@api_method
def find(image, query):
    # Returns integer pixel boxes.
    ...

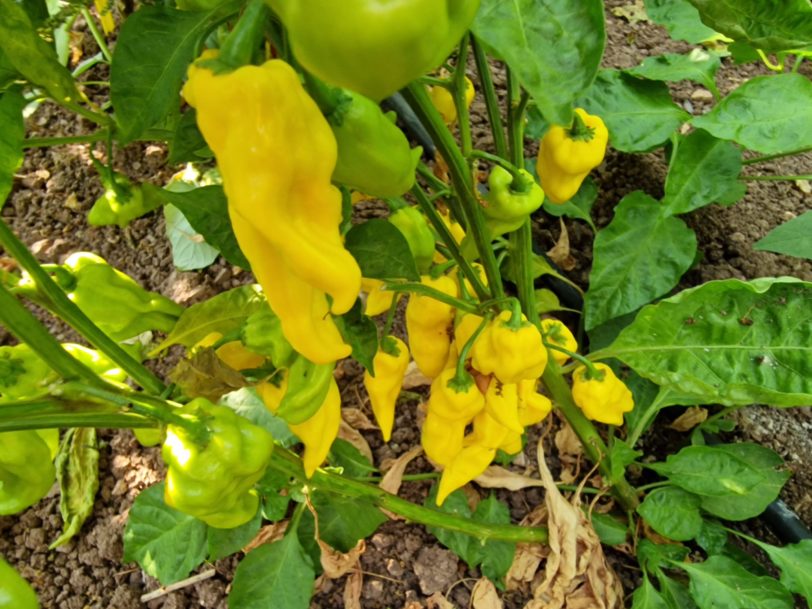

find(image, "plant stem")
[453,34,473,157]
[472,36,508,159]
[385,282,479,314]
[742,146,812,165]
[742,173,812,181]
[541,361,639,511]
[272,448,549,544]
[59,98,110,127]
[0,398,156,431]
[417,162,452,194]
[80,7,113,63]
[0,218,166,394]
[401,83,504,300]
[411,185,489,301]
[23,132,109,148]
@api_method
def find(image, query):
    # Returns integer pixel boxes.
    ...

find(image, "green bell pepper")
[0,556,39,609]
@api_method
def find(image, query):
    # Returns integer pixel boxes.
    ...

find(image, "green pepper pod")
[0,556,40,608]
[0,430,56,515]
[275,357,335,424]
[389,207,436,273]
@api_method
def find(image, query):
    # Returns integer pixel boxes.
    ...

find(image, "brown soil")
[2,2,811,607]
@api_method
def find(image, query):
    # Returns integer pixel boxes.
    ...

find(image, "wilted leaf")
[380,446,424,496]
[668,407,708,431]
[475,466,545,491]
[337,420,373,463]
[472,578,503,609]
[319,539,365,579]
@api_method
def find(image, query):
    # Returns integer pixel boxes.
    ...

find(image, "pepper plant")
[0,0,811,607]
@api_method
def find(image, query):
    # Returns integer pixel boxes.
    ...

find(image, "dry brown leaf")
[343,407,378,430]
[546,220,576,271]
[380,445,424,495]
[402,361,432,389]
[668,407,708,431]
[554,421,583,484]
[319,539,365,579]
[472,578,503,609]
[507,544,547,592]
[338,420,374,462]
[527,440,623,609]
[343,568,363,609]
[611,0,648,24]
[426,591,455,609]
[475,466,545,491]
[242,521,287,553]
[796,179,811,194]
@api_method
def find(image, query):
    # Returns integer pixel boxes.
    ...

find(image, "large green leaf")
[344,219,420,281]
[678,556,794,609]
[602,278,812,406]
[0,0,78,102]
[472,0,604,126]
[206,509,262,561]
[755,539,812,602]
[310,492,386,553]
[662,129,742,215]
[0,87,25,209]
[584,191,697,330]
[229,533,315,609]
[754,211,812,261]
[691,74,812,155]
[110,4,234,142]
[644,0,717,44]
[122,483,208,585]
[164,203,220,271]
[632,577,669,609]
[625,51,722,93]
[685,0,812,52]
[637,487,703,541]
[579,70,689,152]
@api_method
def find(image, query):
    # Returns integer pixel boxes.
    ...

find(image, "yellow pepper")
[536,108,608,204]
[405,275,459,378]
[453,312,485,356]
[363,337,410,441]
[184,57,361,364]
[421,410,466,468]
[517,379,553,427]
[471,310,548,384]
[428,76,475,125]
[540,318,578,366]
[571,363,634,426]
[483,379,523,434]
[361,277,395,317]
[436,442,494,505]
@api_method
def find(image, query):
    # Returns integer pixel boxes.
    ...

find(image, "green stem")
[454,315,489,380]
[0,398,156,431]
[417,162,451,194]
[469,150,533,190]
[742,173,812,181]
[0,284,108,387]
[472,36,508,159]
[272,448,548,544]
[384,282,479,314]
[216,0,268,70]
[453,34,473,157]
[543,342,601,378]
[512,221,538,325]
[59,98,110,127]
[541,361,639,511]
[742,146,812,165]
[401,83,504,300]
[636,480,670,493]
[80,7,112,63]
[0,218,166,394]
[506,71,529,165]
[410,185,489,301]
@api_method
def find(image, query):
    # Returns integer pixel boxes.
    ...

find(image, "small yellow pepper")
[483,379,523,434]
[428,76,475,125]
[517,379,553,427]
[471,310,548,384]
[361,277,396,317]
[540,318,578,366]
[363,337,410,441]
[405,275,458,378]
[571,363,634,426]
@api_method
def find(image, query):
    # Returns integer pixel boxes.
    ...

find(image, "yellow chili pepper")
[405,275,458,378]
[428,76,475,125]
[361,277,395,317]
[363,337,410,441]
[571,363,634,426]
[540,318,578,366]
[472,310,548,384]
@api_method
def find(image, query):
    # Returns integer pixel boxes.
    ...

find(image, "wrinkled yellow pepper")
[184,57,361,364]
[405,275,458,378]
[540,318,578,366]
[364,337,410,441]
[571,363,634,426]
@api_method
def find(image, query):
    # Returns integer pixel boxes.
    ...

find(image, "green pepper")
[275,357,334,424]
[162,398,273,528]
[0,344,55,403]
[482,166,545,236]
[268,0,481,101]
[330,89,421,198]
[241,308,295,368]
[88,174,162,228]
[0,430,56,515]
[61,252,183,341]
[0,556,39,608]
[389,207,436,273]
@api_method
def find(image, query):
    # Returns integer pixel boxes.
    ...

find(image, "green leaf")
[473,495,516,585]
[603,277,812,406]
[110,5,230,142]
[0,0,78,102]
[656,573,698,609]
[229,533,315,609]
[754,210,812,261]
[0,87,25,210]
[608,437,642,484]
[662,129,743,215]
[589,511,628,546]
[257,468,292,521]
[694,519,728,555]
[755,539,812,602]
[425,487,480,567]
[644,0,717,44]
[625,50,721,93]
[632,576,669,609]
[219,387,297,448]
[648,443,790,520]
[50,428,100,548]
[678,556,794,609]
[123,483,208,585]
[207,509,262,561]
[472,0,604,126]
[310,492,387,553]
[344,219,420,281]
[543,176,598,231]
[328,439,377,478]
[584,191,697,330]
[334,299,378,373]
[159,185,249,269]
[685,0,812,52]
[164,204,220,271]
[168,109,212,164]
[150,284,265,355]
[579,70,689,152]
[637,539,690,573]
[637,487,703,541]
[691,74,812,155]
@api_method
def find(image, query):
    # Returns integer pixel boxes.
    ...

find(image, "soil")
[2,2,811,608]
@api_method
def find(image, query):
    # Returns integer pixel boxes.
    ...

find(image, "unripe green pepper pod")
[0,555,40,608]
[389,207,436,273]
[276,357,335,424]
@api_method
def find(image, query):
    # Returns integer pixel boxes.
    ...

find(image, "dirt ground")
[2,1,811,607]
